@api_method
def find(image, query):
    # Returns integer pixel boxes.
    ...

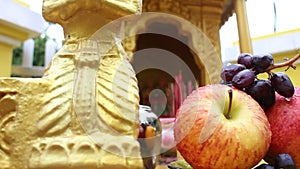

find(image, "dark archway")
[131,22,203,117]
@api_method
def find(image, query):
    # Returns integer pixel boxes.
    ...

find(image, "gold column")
[235,0,253,53]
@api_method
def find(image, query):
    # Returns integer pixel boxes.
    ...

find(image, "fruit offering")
[270,72,294,98]
[254,153,296,169]
[252,53,274,73]
[173,52,300,168]
[246,79,275,108]
[138,105,161,169]
[220,53,299,110]
[275,153,296,169]
[266,88,300,168]
[174,84,271,169]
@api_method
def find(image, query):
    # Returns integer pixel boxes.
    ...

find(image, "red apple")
[266,87,300,168]
[174,84,271,169]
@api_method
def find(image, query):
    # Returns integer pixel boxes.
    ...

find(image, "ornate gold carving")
[36,53,75,137]
[0,92,16,169]
[143,0,191,20]
[202,17,222,56]
[0,0,144,168]
[124,12,221,84]
[96,49,140,137]
[28,135,141,169]
[122,36,137,61]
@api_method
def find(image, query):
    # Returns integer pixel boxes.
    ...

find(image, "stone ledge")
[11,65,44,77]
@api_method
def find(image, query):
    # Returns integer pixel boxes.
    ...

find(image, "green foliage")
[12,43,23,65]
[12,35,51,67]
[33,35,49,66]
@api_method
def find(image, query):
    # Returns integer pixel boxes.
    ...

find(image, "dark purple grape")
[254,164,274,169]
[231,69,255,89]
[220,64,246,82]
[270,72,295,98]
[237,53,253,69]
[252,53,274,73]
[246,80,275,109]
[275,153,296,169]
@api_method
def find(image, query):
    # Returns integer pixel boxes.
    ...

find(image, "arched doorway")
[131,21,203,117]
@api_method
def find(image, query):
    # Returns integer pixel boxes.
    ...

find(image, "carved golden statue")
[0,0,145,168]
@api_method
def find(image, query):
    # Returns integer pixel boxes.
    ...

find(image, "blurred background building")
[0,0,45,77]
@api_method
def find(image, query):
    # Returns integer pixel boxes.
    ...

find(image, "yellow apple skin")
[266,87,300,168]
[174,84,271,169]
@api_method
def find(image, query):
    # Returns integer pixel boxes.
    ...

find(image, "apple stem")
[225,89,233,119]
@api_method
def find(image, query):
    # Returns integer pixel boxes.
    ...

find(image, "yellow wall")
[0,42,13,77]
[0,23,29,41]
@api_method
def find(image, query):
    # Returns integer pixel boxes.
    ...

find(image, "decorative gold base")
[29,135,142,169]
[0,60,143,168]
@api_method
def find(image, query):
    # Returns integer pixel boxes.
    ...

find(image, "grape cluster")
[221,53,295,110]
[254,153,296,169]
